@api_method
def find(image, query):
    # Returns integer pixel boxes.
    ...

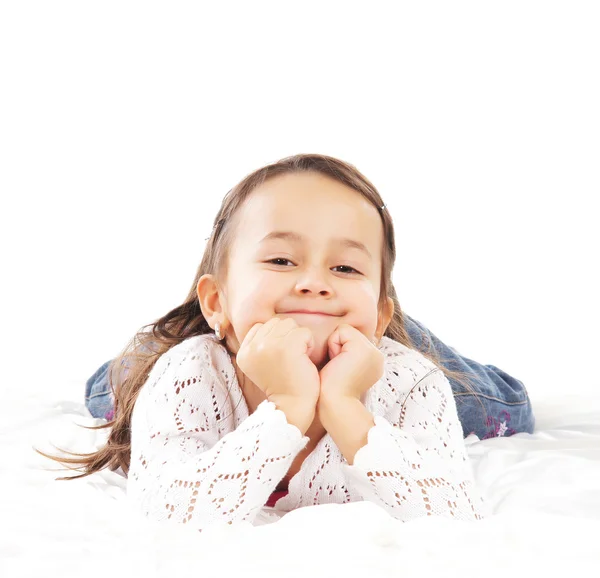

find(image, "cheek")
[229,275,280,342]
[344,285,380,335]
[239,275,279,311]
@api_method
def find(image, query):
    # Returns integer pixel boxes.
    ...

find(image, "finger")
[240,322,264,348]
[245,317,280,347]
[328,324,358,356]
[339,324,361,343]
[257,316,285,340]
[327,327,342,359]
[268,316,299,338]
[284,326,315,356]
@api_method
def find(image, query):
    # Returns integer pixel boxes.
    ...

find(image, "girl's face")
[211,172,392,369]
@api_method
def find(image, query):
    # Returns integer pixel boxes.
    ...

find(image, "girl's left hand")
[318,324,385,402]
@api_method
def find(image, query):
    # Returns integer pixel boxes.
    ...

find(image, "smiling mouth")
[284,312,337,317]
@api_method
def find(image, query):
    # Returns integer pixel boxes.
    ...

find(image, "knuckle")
[255,341,268,355]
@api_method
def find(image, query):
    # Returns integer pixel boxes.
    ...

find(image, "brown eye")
[267,258,294,266]
[333,265,362,275]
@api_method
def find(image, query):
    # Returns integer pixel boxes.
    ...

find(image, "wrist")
[318,392,361,408]
[269,395,316,435]
[317,393,362,420]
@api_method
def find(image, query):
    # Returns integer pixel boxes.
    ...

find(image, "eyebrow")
[259,230,372,260]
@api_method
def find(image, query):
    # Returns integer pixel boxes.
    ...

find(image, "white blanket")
[4,385,599,578]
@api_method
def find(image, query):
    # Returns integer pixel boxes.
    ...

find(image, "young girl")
[38,153,534,531]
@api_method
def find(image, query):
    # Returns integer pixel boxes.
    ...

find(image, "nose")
[294,266,334,296]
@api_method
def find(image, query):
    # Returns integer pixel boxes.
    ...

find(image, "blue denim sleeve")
[402,314,535,439]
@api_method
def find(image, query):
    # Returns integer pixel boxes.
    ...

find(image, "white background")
[1,1,598,405]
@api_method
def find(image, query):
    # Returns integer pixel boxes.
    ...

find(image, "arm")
[320,368,487,522]
[318,396,374,466]
[126,337,311,531]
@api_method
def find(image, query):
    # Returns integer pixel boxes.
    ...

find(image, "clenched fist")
[236,317,321,415]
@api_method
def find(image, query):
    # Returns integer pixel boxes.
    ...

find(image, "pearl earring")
[215,321,224,341]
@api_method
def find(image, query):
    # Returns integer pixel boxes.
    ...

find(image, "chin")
[308,342,330,370]
[314,353,331,371]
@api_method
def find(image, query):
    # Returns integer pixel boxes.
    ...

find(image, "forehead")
[233,172,384,253]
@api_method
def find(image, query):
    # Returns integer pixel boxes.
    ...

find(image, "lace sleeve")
[126,340,309,531]
[342,368,488,521]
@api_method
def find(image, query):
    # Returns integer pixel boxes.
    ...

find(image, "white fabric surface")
[4,377,599,577]
[127,334,485,529]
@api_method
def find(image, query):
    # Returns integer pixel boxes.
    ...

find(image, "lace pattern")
[127,333,487,531]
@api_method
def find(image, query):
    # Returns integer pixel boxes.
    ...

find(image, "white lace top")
[127,333,487,531]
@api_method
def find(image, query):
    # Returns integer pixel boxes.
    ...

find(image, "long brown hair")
[35,153,482,480]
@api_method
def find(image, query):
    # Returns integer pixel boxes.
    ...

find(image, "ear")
[375,296,394,342]
[196,274,226,330]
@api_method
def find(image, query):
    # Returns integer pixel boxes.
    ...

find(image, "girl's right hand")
[236,317,321,409]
